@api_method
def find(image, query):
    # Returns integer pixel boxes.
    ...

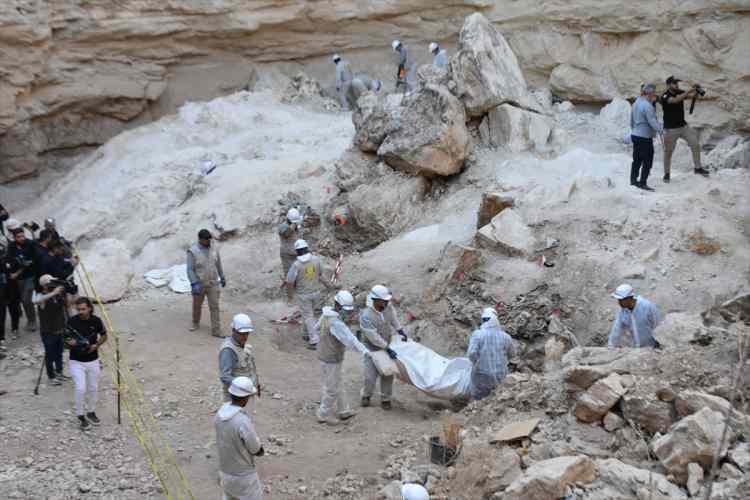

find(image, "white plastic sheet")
[371,340,472,400]
[143,264,191,294]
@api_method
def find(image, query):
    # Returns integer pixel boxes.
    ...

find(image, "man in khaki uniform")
[286,239,330,349]
[359,285,407,410]
[315,290,369,423]
[219,314,259,401]
[187,229,226,337]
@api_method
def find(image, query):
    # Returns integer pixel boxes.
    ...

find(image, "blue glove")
[398,328,407,341]
[386,348,398,360]
[220,278,227,288]
[191,283,203,296]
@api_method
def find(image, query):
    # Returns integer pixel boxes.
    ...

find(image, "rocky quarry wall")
[2,0,749,182]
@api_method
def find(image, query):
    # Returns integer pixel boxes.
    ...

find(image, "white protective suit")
[608,296,661,348]
[215,403,264,500]
[467,315,517,401]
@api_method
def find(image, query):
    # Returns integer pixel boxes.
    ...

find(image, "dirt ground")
[0,293,451,499]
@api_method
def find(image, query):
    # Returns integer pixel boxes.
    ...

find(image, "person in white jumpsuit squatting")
[359,285,408,410]
[402,483,430,500]
[215,376,264,500]
[333,54,354,109]
[429,42,448,69]
[467,308,517,401]
[608,284,662,349]
[286,239,330,349]
[315,290,370,423]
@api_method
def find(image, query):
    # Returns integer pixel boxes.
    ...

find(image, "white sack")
[143,264,191,294]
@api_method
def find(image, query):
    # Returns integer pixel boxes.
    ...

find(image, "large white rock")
[479,104,554,152]
[598,97,632,132]
[476,209,535,256]
[653,312,709,348]
[451,13,531,117]
[704,135,749,170]
[574,373,628,423]
[503,455,596,500]
[595,458,687,499]
[79,239,133,303]
[550,64,618,102]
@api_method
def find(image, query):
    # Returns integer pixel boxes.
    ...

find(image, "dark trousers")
[0,298,22,341]
[40,332,64,379]
[631,136,654,185]
[20,278,36,326]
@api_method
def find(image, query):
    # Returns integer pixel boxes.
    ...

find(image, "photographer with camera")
[6,227,38,332]
[660,76,711,182]
[0,252,22,348]
[32,275,68,386]
[64,297,107,430]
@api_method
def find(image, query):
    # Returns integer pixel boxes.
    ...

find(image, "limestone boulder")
[704,135,749,170]
[653,312,710,348]
[486,446,523,494]
[594,458,687,499]
[574,373,628,423]
[476,193,515,229]
[674,390,750,432]
[416,63,454,90]
[352,93,403,153]
[79,239,134,303]
[502,455,596,500]
[728,442,750,471]
[687,462,704,497]
[651,407,728,485]
[598,97,632,132]
[562,347,659,390]
[603,412,624,432]
[334,148,380,193]
[550,64,619,102]
[479,104,554,152]
[620,394,674,434]
[476,209,535,256]
[378,84,470,177]
[451,13,531,117]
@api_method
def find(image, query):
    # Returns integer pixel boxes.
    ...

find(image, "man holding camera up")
[33,275,68,386]
[660,76,711,182]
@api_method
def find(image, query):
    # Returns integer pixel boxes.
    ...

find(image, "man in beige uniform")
[219,314,259,402]
[286,239,330,349]
[359,285,408,410]
[315,290,369,423]
[278,207,303,280]
[187,229,226,337]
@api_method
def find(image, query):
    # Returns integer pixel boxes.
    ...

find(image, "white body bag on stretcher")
[369,339,472,400]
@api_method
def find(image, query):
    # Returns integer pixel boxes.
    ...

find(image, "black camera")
[693,84,706,97]
[50,277,78,295]
[65,325,91,351]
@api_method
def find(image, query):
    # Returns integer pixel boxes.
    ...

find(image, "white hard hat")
[370,284,392,301]
[402,483,429,500]
[333,54,341,63]
[429,42,439,53]
[228,376,257,397]
[334,290,355,311]
[5,218,20,232]
[45,217,56,226]
[392,40,401,51]
[294,239,309,251]
[612,284,635,300]
[231,313,254,333]
[287,207,302,224]
[481,307,498,320]
[39,274,54,287]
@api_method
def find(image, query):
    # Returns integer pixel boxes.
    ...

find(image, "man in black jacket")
[6,228,38,331]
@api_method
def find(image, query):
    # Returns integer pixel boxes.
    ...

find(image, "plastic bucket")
[429,436,458,466]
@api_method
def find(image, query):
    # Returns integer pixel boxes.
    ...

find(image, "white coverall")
[335,59,354,108]
[433,49,448,68]
[360,303,402,402]
[315,307,369,421]
[467,316,517,401]
[286,254,327,345]
[608,296,661,348]
[214,403,264,500]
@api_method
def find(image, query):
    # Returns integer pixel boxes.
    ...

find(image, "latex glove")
[191,282,203,296]
[386,347,398,360]
[336,86,341,92]
[220,278,227,288]
[397,328,407,342]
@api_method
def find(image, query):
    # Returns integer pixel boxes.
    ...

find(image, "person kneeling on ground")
[467,308,517,401]
[33,275,68,386]
[608,284,662,349]
[316,290,370,424]
[215,376,265,500]
[65,297,107,430]
[219,314,259,402]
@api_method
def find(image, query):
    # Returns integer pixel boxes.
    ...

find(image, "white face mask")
[297,253,311,262]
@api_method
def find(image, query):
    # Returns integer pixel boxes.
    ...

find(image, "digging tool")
[33,354,45,395]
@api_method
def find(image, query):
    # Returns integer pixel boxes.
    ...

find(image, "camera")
[50,277,78,295]
[65,325,91,351]
[693,84,706,97]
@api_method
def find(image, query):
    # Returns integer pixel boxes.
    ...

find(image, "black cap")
[666,76,681,85]
[198,229,212,240]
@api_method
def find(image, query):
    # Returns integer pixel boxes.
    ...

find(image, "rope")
[73,250,196,500]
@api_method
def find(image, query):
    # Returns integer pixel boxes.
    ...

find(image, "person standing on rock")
[345,75,382,111]
[187,229,226,337]
[65,297,107,430]
[630,84,663,191]
[608,284,662,349]
[286,239,330,349]
[33,275,68,386]
[278,207,303,281]
[215,376,265,500]
[315,290,370,424]
[333,54,354,109]
[6,226,39,332]
[219,314,259,402]
[660,76,710,183]
[359,285,407,410]
[467,308,517,401]
[392,40,416,92]
[429,42,447,69]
